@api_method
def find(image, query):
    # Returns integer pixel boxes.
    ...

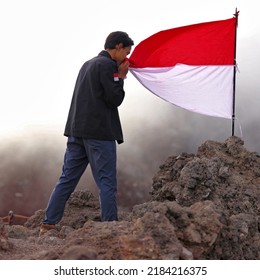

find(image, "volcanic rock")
[1,136,260,260]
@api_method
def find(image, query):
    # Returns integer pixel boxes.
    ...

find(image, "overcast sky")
[0,0,259,152]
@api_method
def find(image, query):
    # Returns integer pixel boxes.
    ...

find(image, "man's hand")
[118,59,130,79]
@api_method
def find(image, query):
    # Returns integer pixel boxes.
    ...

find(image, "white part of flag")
[130,64,234,119]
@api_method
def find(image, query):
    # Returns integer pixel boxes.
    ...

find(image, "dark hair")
[104,31,134,49]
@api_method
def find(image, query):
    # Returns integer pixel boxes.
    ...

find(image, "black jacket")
[64,51,125,143]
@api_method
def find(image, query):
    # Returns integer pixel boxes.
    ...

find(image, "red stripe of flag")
[129,18,236,67]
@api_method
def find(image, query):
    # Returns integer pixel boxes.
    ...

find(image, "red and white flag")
[129,17,237,119]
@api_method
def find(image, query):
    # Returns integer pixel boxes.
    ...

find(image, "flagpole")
[232,8,239,136]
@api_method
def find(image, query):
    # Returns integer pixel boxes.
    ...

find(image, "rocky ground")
[1,136,260,260]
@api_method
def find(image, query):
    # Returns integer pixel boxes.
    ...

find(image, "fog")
[1,71,259,216]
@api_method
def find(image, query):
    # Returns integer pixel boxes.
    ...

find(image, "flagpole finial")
[234,8,240,18]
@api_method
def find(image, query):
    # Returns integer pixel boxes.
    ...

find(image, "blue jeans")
[43,137,118,224]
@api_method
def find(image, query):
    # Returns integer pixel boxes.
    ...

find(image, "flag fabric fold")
[129,17,236,119]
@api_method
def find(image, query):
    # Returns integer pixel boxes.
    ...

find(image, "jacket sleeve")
[99,61,125,108]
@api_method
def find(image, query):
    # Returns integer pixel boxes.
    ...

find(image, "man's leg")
[84,139,118,221]
[43,137,88,225]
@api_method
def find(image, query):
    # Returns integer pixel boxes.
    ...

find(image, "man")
[39,31,134,236]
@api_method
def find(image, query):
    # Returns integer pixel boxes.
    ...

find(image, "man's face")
[115,45,132,63]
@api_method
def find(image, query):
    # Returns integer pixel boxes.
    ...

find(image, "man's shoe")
[39,224,55,236]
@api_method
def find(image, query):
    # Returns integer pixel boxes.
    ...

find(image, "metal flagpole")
[232,8,239,136]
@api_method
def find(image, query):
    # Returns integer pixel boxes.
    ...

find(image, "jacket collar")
[99,50,113,60]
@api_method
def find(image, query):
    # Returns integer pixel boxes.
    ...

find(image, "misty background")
[0,0,259,217]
